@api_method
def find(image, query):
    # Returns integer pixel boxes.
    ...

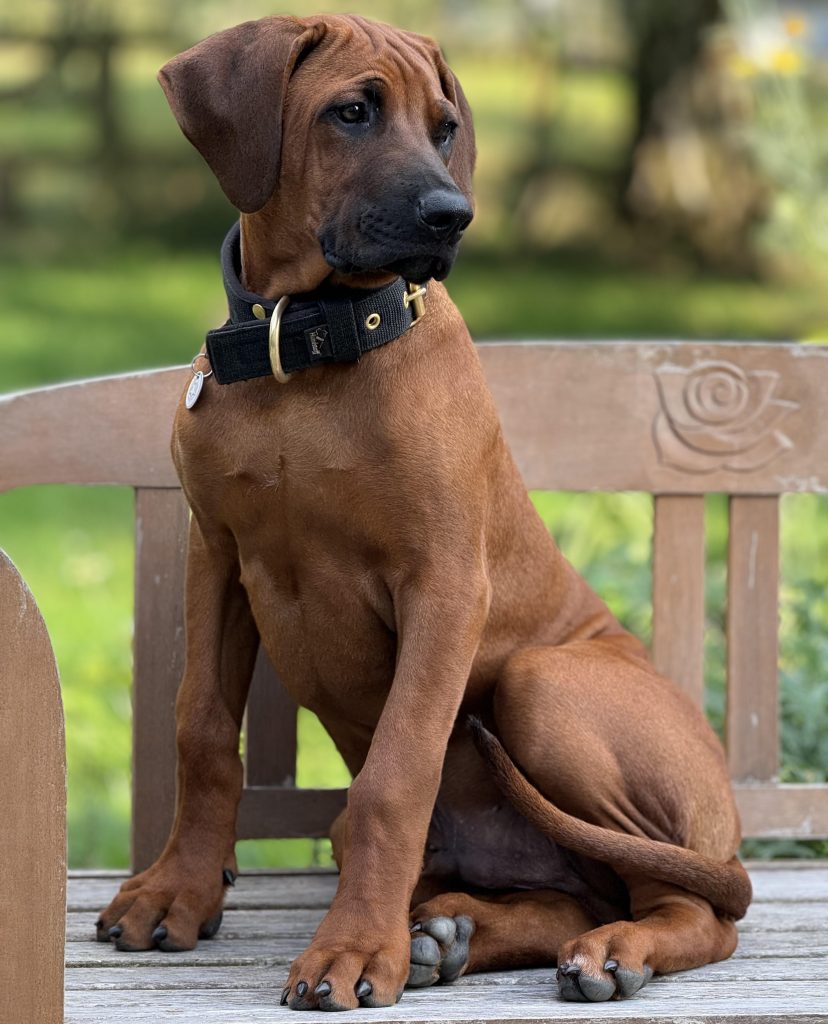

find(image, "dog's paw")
[96,860,233,952]
[282,921,410,1011]
[407,914,475,987]
[556,924,653,1001]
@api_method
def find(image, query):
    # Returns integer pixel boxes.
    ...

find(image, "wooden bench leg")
[0,551,66,1024]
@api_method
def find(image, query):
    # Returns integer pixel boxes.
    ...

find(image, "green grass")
[1,248,823,395]
[1,248,827,865]
[1,18,827,865]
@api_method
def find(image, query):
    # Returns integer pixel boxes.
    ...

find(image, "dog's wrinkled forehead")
[291,16,450,99]
[158,14,474,214]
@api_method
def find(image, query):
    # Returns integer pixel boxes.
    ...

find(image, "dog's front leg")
[284,566,490,1012]
[97,516,259,951]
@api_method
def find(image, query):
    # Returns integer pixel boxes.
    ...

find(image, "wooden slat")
[237,787,347,840]
[478,341,828,494]
[3,343,828,495]
[63,901,828,943]
[132,488,190,871]
[0,551,65,1024]
[61,978,828,1022]
[0,367,185,491]
[66,863,828,909]
[726,496,780,782]
[64,927,828,969]
[61,867,828,1023]
[64,958,828,990]
[651,495,706,704]
[245,646,297,787]
[735,783,828,839]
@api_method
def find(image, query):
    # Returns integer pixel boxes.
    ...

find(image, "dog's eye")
[337,102,369,125]
[437,120,458,147]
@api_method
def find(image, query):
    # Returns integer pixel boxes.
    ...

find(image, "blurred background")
[0,0,826,868]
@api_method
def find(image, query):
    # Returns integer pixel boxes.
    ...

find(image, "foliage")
[0,0,826,866]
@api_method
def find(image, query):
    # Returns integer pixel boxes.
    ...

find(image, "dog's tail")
[469,717,752,920]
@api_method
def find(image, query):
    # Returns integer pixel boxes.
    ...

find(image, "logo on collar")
[305,325,331,359]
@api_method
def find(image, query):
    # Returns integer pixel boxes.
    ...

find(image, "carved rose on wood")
[654,360,799,473]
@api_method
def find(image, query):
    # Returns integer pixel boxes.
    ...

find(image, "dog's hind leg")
[487,637,744,1000]
[407,889,599,987]
[96,516,260,952]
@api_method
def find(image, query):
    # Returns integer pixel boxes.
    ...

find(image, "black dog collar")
[203,222,426,386]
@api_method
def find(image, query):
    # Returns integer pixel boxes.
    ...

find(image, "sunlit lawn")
[1,245,827,866]
[1,35,826,866]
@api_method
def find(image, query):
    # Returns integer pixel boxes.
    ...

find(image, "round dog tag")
[186,370,204,409]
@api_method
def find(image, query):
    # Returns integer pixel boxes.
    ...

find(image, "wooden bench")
[2,340,828,1021]
[0,552,66,1024]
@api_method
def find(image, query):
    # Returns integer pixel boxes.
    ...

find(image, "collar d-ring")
[269,295,292,383]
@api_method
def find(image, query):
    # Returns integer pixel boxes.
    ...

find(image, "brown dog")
[97,14,751,1010]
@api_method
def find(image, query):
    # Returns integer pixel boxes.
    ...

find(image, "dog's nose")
[417,190,473,239]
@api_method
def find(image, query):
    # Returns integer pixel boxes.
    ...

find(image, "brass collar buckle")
[403,282,427,324]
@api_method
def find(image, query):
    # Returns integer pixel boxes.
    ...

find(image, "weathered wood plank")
[65,927,828,969]
[4,344,828,496]
[67,863,828,912]
[726,497,780,783]
[651,495,706,704]
[0,552,66,1024]
[64,956,828,992]
[245,647,298,788]
[132,488,190,871]
[68,872,339,912]
[63,978,828,1023]
[478,341,828,494]
[62,921,826,966]
[237,787,348,840]
[0,367,185,491]
[66,900,828,944]
[735,783,828,840]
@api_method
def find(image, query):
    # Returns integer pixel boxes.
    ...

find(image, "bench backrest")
[2,341,827,870]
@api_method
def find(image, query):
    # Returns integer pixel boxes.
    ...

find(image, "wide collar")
[204,222,426,385]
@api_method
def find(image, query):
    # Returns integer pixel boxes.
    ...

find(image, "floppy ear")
[437,57,476,203]
[158,17,324,213]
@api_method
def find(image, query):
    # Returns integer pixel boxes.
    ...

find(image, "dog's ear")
[435,55,476,203]
[158,17,324,213]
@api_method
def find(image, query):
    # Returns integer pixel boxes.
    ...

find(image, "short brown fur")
[98,14,749,1010]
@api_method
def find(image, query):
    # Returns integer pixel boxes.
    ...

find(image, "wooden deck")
[65,863,828,1023]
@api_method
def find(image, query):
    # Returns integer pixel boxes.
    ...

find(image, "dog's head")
[159,15,476,284]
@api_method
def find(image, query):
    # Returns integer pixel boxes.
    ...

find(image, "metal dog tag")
[186,370,204,409]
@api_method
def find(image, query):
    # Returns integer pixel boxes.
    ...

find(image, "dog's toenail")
[356,979,372,999]
[152,925,167,944]
[315,981,332,997]
[296,981,308,998]
[95,918,103,929]
[410,921,422,932]
[561,963,580,976]
[223,868,236,887]
[280,987,290,1006]
[108,925,123,939]
[604,959,619,973]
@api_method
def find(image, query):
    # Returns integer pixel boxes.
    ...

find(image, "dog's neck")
[240,210,397,299]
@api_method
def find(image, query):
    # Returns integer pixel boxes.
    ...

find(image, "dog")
[96,14,751,1010]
